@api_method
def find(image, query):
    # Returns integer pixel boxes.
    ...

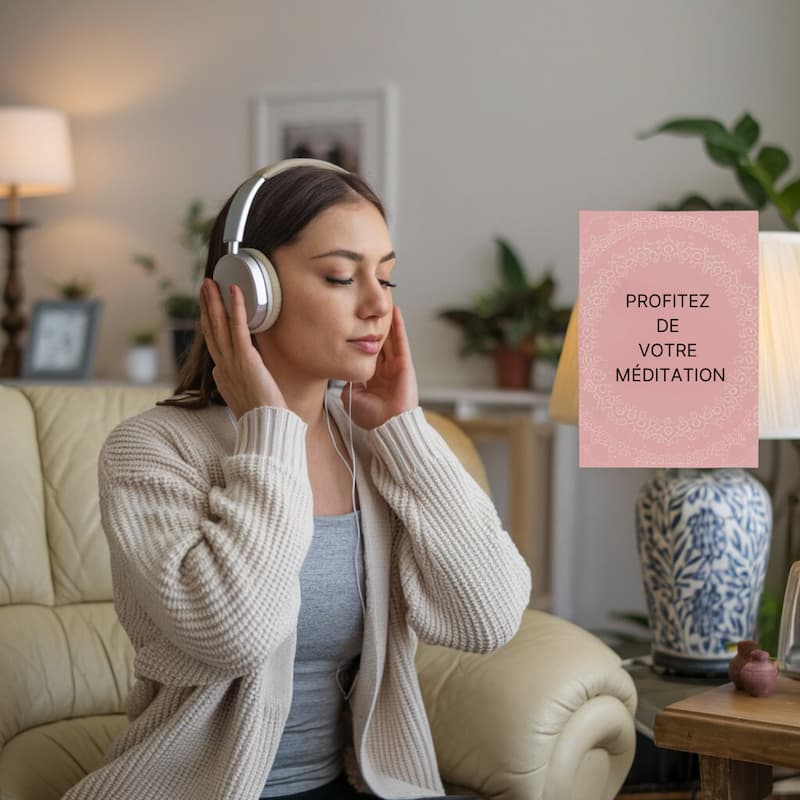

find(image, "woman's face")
[259,197,395,383]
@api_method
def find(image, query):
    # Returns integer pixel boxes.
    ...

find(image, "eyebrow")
[310,249,396,263]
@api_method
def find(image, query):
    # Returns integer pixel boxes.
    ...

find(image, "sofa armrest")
[414,608,637,800]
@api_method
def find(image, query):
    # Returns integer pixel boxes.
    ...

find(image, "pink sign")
[579,211,759,468]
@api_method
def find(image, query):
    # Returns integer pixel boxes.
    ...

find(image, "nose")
[358,276,393,319]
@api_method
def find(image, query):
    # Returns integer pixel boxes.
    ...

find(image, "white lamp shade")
[0,106,75,197]
[759,231,800,439]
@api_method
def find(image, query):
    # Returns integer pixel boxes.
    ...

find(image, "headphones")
[212,157,350,332]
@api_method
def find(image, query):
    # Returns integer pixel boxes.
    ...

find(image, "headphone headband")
[223,158,349,252]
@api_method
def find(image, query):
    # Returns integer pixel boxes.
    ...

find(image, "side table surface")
[654,675,800,769]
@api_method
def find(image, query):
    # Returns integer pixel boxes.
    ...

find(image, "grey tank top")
[260,510,366,797]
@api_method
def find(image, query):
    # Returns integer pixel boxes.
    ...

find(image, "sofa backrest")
[0,385,168,750]
[0,383,489,751]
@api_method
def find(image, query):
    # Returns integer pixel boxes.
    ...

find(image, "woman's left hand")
[341,305,419,430]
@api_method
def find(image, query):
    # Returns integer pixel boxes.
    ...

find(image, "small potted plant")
[52,276,95,301]
[133,200,214,369]
[437,237,572,389]
[125,327,159,384]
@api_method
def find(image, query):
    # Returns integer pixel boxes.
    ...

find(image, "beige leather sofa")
[0,384,636,800]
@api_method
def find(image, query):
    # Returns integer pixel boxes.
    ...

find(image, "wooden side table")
[654,675,800,799]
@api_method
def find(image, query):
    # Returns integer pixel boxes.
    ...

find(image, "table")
[654,675,800,799]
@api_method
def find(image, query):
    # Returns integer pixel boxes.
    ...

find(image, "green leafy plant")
[52,276,94,300]
[133,200,215,320]
[638,112,800,230]
[128,327,159,347]
[437,237,572,362]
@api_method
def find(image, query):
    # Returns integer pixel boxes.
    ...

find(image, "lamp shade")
[759,231,800,439]
[0,106,74,197]
[548,302,579,425]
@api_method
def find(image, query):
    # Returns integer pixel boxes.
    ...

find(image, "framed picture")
[21,300,102,380]
[252,85,397,229]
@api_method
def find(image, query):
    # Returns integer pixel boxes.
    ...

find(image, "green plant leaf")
[608,610,651,629]
[778,178,800,218]
[716,198,755,210]
[734,164,768,209]
[639,116,749,158]
[636,117,727,140]
[505,318,531,350]
[705,139,741,167]
[732,112,759,150]
[756,145,790,182]
[495,237,528,290]
[670,193,715,211]
[132,253,157,272]
[129,327,159,346]
[165,293,200,320]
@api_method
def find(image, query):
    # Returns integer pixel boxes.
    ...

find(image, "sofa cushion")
[0,603,133,749]
[0,713,128,800]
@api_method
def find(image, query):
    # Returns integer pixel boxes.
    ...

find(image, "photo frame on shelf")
[21,300,102,380]
[252,85,397,230]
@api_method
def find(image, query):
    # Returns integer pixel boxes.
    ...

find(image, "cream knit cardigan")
[62,389,531,800]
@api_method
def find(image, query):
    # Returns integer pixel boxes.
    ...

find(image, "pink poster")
[579,211,759,468]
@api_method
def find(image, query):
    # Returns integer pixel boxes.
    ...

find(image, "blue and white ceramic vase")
[635,468,771,675]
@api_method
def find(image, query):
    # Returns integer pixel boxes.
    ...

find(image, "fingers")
[201,278,232,362]
[391,305,411,360]
[199,281,223,366]
[229,284,253,353]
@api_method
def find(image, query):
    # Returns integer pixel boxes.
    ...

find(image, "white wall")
[2,0,799,631]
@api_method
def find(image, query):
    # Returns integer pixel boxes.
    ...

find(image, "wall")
[2,0,799,631]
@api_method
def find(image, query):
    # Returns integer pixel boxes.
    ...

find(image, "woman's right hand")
[200,277,289,420]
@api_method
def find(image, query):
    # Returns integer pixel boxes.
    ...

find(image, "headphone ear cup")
[212,248,282,332]
[242,248,282,333]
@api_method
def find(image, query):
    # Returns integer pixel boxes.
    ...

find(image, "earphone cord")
[324,383,366,702]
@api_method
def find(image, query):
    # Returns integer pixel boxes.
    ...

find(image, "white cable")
[325,384,366,702]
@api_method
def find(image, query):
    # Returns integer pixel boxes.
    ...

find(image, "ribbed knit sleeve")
[98,405,313,677]
[367,407,531,654]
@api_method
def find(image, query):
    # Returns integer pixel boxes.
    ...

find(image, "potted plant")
[125,327,159,384]
[53,276,95,300]
[133,200,214,369]
[437,237,572,389]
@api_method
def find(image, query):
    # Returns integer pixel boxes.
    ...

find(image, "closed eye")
[326,277,397,288]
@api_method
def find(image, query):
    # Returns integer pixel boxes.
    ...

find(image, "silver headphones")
[212,158,350,332]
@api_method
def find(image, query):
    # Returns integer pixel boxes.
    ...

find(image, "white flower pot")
[126,346,158,384]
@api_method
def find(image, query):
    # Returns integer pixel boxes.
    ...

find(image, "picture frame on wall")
[252,85,397,230]
[21,300,102,380]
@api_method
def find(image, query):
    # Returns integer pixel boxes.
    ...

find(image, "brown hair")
[158,165,385,409]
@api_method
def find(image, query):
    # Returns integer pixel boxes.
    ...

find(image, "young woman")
[63,160,531,800]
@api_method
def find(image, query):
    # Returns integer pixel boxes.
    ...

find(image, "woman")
[63,161,531,800]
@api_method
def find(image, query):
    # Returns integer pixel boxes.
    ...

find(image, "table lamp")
[0,106,75,377]
[549,232,800,674]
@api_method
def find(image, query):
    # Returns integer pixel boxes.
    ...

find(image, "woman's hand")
[199,278,288,420]
[341,305,419,430]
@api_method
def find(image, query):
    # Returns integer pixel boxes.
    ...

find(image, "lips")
[349,336,382,342]
[349,339,381,354]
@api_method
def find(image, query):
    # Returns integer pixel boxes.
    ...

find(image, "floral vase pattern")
[635,468,771,675]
